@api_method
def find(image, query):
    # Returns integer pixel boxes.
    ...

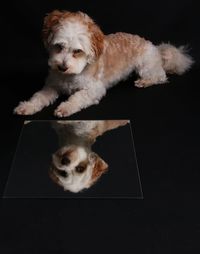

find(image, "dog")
[14,10,193,117]
[49,120,129,192]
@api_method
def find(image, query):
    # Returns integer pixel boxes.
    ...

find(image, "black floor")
[0,67,200,253]
[0,0,200,252]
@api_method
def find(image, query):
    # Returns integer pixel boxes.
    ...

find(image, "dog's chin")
[55,68,83,75]
[64,185,86,193]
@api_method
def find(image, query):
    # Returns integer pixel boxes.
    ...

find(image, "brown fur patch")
[88,22,104,58]
[91,156,108,184]
[102,33,147,81]
[43,10,65,47]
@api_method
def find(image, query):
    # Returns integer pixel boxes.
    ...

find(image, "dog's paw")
[54,102,73,118]
[135,78,167,88]
[14,101,37,115]
[134,79,150,88]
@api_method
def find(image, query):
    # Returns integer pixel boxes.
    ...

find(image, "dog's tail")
[157,43,194,75]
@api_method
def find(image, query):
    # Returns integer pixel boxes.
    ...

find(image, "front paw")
[134,79,148,88]
[14,101,37,115]
[54,102,74,118]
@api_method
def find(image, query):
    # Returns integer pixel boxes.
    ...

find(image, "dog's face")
[49,145,108,193]
[43,10,104,75]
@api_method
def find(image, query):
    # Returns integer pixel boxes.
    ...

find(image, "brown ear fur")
[75,11,104,59]
[88,22,104,59]
[91,156,108,184]
[42,10,70,47]
[43,10,62,47]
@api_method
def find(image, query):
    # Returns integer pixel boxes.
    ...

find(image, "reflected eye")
[73,49,83,57]
[54,43,64,52]
[75,165,86,173]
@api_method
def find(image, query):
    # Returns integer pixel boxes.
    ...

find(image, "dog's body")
[14,11,193,117]
[49,120,129,192]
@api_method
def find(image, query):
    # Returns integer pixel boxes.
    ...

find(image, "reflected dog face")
[49,145,108,193]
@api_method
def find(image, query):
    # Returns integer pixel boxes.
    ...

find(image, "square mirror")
[3,120,143,198]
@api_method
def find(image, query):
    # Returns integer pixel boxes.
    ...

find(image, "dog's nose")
[58,64,68,72]
[59,170,68,177]
[57,169,68,178]
[61,156,70,165]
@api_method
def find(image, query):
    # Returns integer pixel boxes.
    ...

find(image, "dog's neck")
[52,120,128,150]
[52,121,97,150]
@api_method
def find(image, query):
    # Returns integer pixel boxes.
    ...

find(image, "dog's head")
[43,10,104,75]
[49,145,108,193]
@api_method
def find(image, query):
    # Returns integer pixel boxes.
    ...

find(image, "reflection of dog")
[14,10,193,117]
[49,120,129,192]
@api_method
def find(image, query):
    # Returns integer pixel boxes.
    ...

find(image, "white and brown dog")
[14,10,193,117]
[49,120,129,192]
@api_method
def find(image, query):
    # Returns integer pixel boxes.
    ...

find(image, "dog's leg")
[54,86,106,117]
[14,87,58,115]
[135,44,167,88]
[103,120,129,132]
[87,120,129,141]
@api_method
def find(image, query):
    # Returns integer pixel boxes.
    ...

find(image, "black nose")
[61,156,70,165]
[57,169,68,178]
[58,65,68,72]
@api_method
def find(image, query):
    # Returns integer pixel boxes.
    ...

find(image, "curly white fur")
[14,10,193,117]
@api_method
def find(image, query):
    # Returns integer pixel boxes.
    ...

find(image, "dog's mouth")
[56,66,74,75]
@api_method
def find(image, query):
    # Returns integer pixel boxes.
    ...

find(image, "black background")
[0,0,200,253]
[4,121,142,198]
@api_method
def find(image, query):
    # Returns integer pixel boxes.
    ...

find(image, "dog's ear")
[88,21,104,60]
[89,153,108,185]
[42,10,71,48]
[43,10,63,48]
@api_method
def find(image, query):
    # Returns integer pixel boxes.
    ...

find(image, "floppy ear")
[89,153,108,185]
[42,10,68,48]
[88,21,104,61]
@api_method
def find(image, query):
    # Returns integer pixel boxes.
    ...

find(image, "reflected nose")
[58,64,68,72]
[61,156,70,165]
[57,169,68,178]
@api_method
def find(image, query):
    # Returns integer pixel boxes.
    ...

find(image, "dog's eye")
[75,165,86,173]
[54,43,64,52]
[73,49,83,57]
